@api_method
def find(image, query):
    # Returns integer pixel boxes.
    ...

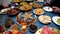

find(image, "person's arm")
[44,0,54,7]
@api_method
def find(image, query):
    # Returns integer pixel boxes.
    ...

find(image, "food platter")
[38,15,51,24]
[16,12,36,26]
[35,26,60,34]
[7,8,19,16]
[0,1,60,34]
[35,28,60,34]
[52,16,60,26]
[19,2,32,12]
[33,9,44,15]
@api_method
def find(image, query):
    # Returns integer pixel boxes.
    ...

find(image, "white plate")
[52,16,60,26]
[16,13,36,26]
[43,6,53,12]
[38,15,51,24]
[33,9,44,15]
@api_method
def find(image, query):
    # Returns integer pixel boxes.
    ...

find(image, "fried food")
[20,6,25,10]
[20,2,28,6]
[19,2,32,11]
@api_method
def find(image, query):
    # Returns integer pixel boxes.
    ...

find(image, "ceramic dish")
[33,9,44,15]
[43,6,53,12]
[52,16,60,26]
[29,24,38,33]
[38,15,51,24]
[16,13,36,26]
[7,8,19,16]
[35,26,60,34]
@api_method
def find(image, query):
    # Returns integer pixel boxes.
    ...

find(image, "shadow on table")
[51,11,60,16]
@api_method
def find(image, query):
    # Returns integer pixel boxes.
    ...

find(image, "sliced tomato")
[47,27,53,34]
[41,25,48,34]
[41,25,53,34]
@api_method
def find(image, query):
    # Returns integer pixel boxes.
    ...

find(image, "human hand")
[52,6,60,13]
[44,1,51,5]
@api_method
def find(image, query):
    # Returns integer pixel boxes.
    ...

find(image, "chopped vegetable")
[57,19,60,24]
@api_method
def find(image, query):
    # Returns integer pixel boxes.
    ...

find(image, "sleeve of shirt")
[57,13,60,16]
[49,0,54,7]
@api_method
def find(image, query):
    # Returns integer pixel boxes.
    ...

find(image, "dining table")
[0,1,60,34]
